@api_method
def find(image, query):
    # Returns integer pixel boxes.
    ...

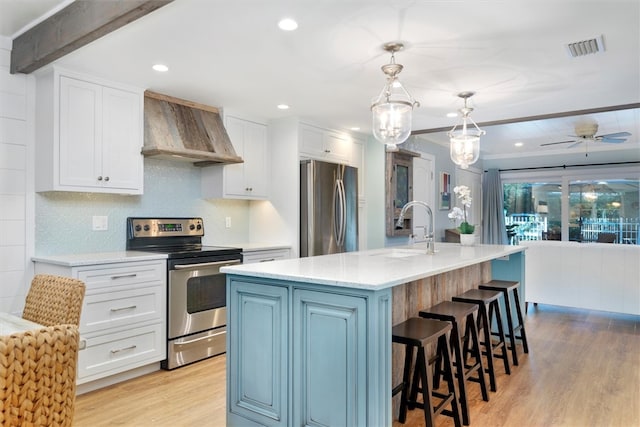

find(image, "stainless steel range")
[126,217,242,370]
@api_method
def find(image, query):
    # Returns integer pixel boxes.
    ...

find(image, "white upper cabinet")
[299,123,352,165]
[201,115,269,200]
[35,67,144,194]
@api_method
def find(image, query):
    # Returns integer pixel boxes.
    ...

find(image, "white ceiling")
[2,0,639,162]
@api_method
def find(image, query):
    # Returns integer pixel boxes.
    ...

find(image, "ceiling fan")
[540,122,631,148]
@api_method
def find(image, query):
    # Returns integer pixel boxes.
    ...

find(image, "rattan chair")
[22,274,86,327]
[0,324,80,426]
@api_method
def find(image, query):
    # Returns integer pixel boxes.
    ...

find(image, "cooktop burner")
[126,217,242,259]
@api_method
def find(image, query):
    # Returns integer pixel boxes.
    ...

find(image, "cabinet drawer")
[77,261,165,291]
[242,249,290,264]
[81,285,164,334]
[77,323,165,384]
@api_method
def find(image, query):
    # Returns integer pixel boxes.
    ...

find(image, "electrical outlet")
[225,217,232,228]
[92,215,108,231]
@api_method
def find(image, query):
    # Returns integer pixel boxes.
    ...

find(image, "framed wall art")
[439,172,451,210]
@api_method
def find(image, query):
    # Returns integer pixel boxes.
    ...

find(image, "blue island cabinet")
[227,276,393,427]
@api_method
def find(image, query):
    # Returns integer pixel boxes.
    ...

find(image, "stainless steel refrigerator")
[300,159,358,257]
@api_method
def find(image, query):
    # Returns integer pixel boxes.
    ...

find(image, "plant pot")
[460,233,475,246]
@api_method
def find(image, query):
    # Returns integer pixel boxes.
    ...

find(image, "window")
[569,179,639,244]
[501,168,639,245]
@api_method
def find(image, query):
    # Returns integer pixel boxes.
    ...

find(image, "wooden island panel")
[391,261,492,418]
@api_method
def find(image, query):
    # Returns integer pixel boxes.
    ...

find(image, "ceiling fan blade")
[597,131,631,139]
[540,140,576,146]
[567,141,584,149]
[600,137,627,143]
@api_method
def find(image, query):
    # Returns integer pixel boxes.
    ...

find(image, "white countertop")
[32,251,168,267]
[221,242,525,290]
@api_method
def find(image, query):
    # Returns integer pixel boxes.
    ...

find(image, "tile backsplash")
[35,158,250,255]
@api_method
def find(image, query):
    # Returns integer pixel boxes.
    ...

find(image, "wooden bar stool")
[452,289,510,392]
[479,280,529,366]
[392,317,462,427]
[420,301,489,426]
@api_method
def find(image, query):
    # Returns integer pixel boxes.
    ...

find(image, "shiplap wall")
[0,36,32,312]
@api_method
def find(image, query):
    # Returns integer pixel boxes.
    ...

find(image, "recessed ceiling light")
[350,127,361,131]
[278,18,298,31]
[277,104,290,110]
[514,142,524,147]
[446,112,458,118]
[152,64,169,72]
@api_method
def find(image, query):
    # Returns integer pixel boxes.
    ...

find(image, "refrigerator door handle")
[337,178,347,247]
[332,178,341,245]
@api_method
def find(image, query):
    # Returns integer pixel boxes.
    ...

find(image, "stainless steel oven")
[126,217,242,370]
[166,255,240,369]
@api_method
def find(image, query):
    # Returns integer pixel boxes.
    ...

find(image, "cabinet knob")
[324,149,331,153]
[104,176,109,181]
[97,176,103,181]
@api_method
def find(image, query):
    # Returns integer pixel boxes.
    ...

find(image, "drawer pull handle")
[110,345,137,354]
[110,273,137,280]
[110,305,137,312]
[259,258,276,262]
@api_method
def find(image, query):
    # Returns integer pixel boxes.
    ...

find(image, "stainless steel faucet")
[396,201,436,254]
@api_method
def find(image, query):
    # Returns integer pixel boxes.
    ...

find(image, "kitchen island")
[222,242,526,427]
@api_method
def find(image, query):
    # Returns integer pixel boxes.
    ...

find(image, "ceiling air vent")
[566,35,605,57]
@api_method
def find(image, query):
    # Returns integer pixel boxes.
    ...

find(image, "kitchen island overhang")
[222,242,526,427]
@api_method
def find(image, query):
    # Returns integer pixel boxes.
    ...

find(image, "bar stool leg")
[489,300,511,375]
[500,289,519,366]
[398,345,415,423]
[476,305,497,392]
[512,288,529,353]
[465,312,489,402]
[439,335,462,427]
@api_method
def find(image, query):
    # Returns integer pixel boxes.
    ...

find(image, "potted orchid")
[448,185,475,244]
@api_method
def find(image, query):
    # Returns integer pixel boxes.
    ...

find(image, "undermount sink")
[370,248,428,258]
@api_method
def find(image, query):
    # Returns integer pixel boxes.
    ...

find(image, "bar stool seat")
[479,280,529,366]
[392,317,462,427]
[452,289,511,392]
[420,301,489,426]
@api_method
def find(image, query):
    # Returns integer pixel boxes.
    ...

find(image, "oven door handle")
[173,260,241,270]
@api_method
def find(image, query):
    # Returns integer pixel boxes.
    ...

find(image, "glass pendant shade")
[449,130,480,169]
[371,43,418,148]
[371,83,414,145]
[448,92,484,169]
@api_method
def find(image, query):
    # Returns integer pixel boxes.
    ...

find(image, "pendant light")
[371,42,419,151]
[448,91,485,169]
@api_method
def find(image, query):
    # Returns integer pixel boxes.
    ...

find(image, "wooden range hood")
[142,91,243,166]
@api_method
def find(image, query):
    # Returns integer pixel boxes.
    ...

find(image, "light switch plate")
[92,215,108,231]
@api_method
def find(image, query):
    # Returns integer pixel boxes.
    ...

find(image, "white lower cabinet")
[242,247,291,264]
[34,259,166,385]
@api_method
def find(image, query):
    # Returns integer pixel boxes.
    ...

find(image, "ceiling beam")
[412,103,640,135]
[10,0,174,75]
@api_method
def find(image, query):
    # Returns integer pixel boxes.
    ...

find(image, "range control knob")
[189,223,195,230]
[196,224,202,230]
[143,225,150,232]
[134,224,142,232]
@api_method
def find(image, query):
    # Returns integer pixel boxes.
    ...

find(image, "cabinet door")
[293,289,367,427]
[223,116,247,196]
[242,121,268,198]
[324,131,351,164]
[102,87,143,191]
[228,279,288,427]
[59,76,102,187]
[300,125,326,158]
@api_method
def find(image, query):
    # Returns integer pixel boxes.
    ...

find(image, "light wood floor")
[74,304,639,427]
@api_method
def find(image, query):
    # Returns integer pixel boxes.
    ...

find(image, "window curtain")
[482,169,508,244]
